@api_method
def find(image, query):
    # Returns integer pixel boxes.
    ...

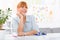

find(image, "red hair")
[17,1,28,9]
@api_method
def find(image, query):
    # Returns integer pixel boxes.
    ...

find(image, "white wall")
[0,0,60,28]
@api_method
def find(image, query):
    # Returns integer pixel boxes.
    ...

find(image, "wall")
[0,0,60,28]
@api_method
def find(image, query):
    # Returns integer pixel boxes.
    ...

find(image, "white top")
[4,14,39,34]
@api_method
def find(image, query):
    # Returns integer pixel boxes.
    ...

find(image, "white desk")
[4,33,60,40]
[0,30,5,40]
[0,30,60,40]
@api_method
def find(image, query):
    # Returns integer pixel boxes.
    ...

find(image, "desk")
[0,29,5,40]
[4,33,60,40]
[0,29,60,40]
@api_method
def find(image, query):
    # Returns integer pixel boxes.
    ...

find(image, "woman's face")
[17,6,27,16]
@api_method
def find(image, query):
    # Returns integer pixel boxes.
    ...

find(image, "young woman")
[8,1,39,36]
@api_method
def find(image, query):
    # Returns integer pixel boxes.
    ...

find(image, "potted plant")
[0,8,12,29]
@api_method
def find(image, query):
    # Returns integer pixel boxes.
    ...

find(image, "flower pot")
[0,24,2,30]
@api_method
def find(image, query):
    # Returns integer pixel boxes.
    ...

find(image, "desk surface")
[0,30,60,40]
[4,33,60,40]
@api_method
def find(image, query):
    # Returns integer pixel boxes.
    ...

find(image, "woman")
[8,1,39,36]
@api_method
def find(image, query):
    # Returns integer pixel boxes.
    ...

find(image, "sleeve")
[3,16,19,33]
[11,16,19,33]
[31,16,39,32]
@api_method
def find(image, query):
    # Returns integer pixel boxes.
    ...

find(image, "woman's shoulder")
[9,14,20,22]
[26,15,35,21]
[11,14,19,19]
[26,15,35,18]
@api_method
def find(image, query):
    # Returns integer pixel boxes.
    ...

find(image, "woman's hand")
[18,32,25,36]
[17,12,24,19]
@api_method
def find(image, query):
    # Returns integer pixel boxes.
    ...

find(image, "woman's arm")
[24,30,37,36]
[17,18,24,36]
[17,13,25,36]
[18,30,37,36]
[24,16,39,36]
[17,18,37,36]
[17,15,39,36]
